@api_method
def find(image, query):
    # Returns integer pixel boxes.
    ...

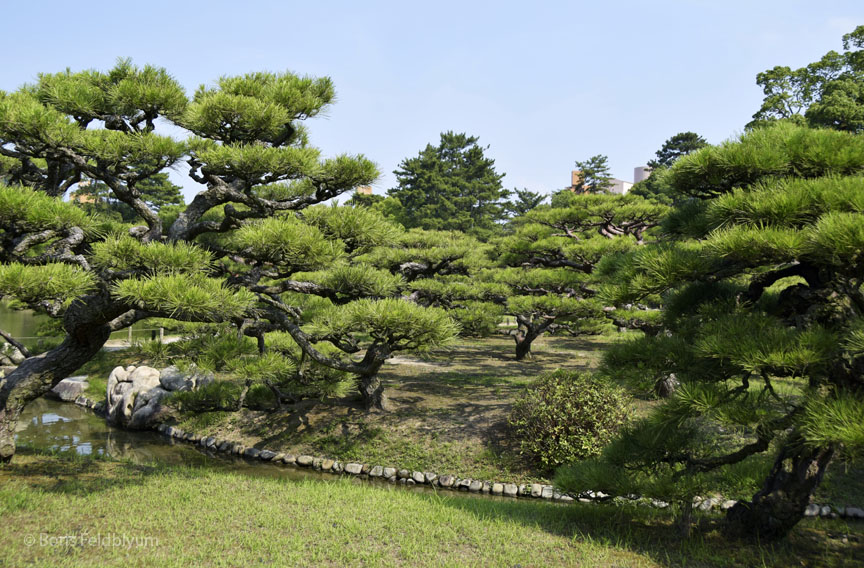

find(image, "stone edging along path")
[70,395,864,520]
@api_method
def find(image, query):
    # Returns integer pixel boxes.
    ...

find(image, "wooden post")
[159,327,164,343]
[127,327,133,345]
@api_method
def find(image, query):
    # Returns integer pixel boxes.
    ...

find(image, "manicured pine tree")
[556,123,864,541]
[0,61,457,462]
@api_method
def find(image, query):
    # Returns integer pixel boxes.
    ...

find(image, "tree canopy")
[556,122,864,541]
[647,132,708,169]
[749,25,864,132]
[387,132,509,236]
[0,60,460,463]
[572,154,613,194]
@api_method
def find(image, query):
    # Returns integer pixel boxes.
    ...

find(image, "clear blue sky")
[2,1,862,201]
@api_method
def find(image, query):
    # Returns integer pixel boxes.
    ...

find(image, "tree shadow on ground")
[416,489,864,568]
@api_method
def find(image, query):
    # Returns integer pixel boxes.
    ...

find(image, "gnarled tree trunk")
[723,439,834,541]
[0,331,110,462]
[358,372,389,411]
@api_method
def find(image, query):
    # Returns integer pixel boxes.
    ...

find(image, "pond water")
[0,302,160,350]
[14,397,464,498]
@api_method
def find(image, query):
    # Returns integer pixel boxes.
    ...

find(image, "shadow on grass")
[418,490,864,568]
[4,448,860,567]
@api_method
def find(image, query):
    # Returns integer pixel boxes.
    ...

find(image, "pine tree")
[0,61,457,462]
[556,123,864,540]
[387,132,509,236]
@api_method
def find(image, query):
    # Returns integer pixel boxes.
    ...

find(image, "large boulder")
[49,376,89,402]
[106,364,214,429]
[107,365,162,428]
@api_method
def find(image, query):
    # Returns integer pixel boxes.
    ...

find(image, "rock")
[579,498,592,503]
[721,500,737,511]
[412,471,425,484]
[653,499,670,509]
[205,437,217,448]
[482,481,492,494]
[530,484,543,498]
[128,366,161,391]
[804,504,820,517]
[283,454,297,465]
[234,445,246,455]
[424,472,437,484]
[492,483,504,495]
[820,505,833,518]
[656,373,680,398]
[159,366,192,392]
[243,448,261,459]
[50,376,89,402]
[541,486,554,499]
[127,386,170,429]
[845,507,864,519]
[157,424,168,434]
[332,462,343,473]
[699,498,720,512]
[369,465,384,478]
[218,441,232,452]
[406,479,416,486]
[383,467,397,479]
[469,480,483,493]
[321,459,335,471]
[559,495,574,502]
[345,463,363,475]
[458,479,471,491]
[259,450,277,461]
[503,484,518,497]
[595,491,610,500]
[313,457,323,470]
[397,469,410,479]
[362,464,371,474]
[438,475,455,488]
[296,455,314,467]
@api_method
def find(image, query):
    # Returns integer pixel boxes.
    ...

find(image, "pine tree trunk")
[0,331,110,462]
[359,373,388,411]
[723,441,834,541]
[514,337,534,361]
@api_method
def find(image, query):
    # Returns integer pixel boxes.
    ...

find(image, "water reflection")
[16,398,518,502]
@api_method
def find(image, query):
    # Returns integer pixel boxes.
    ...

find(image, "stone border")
[67,396,864,520]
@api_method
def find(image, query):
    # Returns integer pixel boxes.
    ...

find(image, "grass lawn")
[170,334,612,484]
[2,450,861,568]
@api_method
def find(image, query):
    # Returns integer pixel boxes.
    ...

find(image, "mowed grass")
[172,334,611,484]
[2,451,861,568]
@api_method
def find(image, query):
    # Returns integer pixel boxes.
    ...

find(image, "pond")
[13,397,460,498]
[0,302,160,350]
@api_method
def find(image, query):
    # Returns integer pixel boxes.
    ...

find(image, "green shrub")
[168,380,243,412]
[508,370,629,472]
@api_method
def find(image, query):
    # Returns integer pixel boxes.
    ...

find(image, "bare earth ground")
[176,334,610,484]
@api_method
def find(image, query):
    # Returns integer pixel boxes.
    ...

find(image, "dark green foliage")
[169,381,244,412]
[508,370,629,472]
[581,121,864,540]
[648,132,708,169]
[749,25,864,132]
[387,131,509,235]
[70,173,183,222]
[505,188,546,217]
[572,155,613,194]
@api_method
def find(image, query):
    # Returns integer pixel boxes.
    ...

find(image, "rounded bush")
[508,370,629,472]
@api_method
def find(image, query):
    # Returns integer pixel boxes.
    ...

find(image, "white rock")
[51,376,89,402]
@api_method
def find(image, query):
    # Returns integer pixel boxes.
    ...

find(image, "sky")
[2,1,862,202]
